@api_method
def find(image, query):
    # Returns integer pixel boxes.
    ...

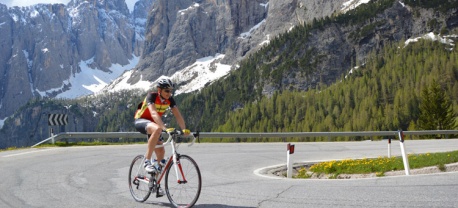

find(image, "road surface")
[1,139,457,207]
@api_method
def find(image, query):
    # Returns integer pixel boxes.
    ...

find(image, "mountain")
[1,0,457,149]
[165,0,458,132]
[0,0,154,121]
[112,0,351,91]
[1,0,348,125]
[0,0,358,148]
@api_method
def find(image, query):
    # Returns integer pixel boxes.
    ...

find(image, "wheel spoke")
[165,155,202,207]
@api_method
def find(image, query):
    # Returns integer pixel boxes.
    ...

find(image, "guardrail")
[32,130,457,178]
[32,130,458,147]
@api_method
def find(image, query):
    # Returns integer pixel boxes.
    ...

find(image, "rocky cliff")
[0,0,350,120]
[0,0,354,149]
[0,0,153,120]
[128,0,457,96]
[128,0,348,84]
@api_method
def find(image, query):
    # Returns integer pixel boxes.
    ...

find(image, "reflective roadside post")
[398,130,411,175]
[287,143,295,178]
[50,128,54,144]
[388,137,391,157]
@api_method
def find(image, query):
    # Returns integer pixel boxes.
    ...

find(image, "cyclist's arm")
[171,107,188,134]
[148,103,167,130]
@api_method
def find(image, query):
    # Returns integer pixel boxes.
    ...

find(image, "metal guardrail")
[199,130,458,138]
[31,130,458,177]
[31,130,458,147]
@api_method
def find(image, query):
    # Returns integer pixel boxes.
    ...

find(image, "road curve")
[1,139,457,207]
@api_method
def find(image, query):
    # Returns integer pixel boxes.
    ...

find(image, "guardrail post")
[387,138,391,158]
[50,128,55,144]
[287,143,295,178]
[397,130,410,175]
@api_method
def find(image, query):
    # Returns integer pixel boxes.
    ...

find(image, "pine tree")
[418,80,457,131]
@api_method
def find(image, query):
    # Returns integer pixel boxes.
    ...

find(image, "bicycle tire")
[128,154,151,202]
[165,154,202,207]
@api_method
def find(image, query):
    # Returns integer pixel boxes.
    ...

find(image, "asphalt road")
[1,139,458,208]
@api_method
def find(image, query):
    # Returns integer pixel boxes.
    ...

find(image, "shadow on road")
[142,201,255,208]
[195,205,255,208]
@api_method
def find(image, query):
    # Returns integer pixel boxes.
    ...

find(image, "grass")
[296,150,458,178]
[0,146,22,152]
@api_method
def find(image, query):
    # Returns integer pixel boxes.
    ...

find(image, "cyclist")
[134,78,190,186]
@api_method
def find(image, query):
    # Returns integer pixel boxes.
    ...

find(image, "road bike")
[128,129,202,207]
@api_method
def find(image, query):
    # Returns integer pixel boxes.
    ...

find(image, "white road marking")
[2,148,60,158]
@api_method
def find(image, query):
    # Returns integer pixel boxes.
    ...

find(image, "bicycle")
[128,129,202,207]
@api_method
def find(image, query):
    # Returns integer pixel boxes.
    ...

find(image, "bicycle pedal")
[155,185,164,198]
[156,190,165,198]
[148,179,156,189]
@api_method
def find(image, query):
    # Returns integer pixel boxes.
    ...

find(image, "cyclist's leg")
[155,139,165,162]
[145,123,165,197]
[135,119,159,161]
[145,122,162,161]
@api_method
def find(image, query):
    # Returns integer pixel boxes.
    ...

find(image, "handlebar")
[157,129,199,148]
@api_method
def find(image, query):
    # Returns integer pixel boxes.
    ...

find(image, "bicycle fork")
[173,156,187,184]
[170,144,188,184]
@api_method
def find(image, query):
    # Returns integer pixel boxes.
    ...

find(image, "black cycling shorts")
[134,118,164,141]
[135,118,151,134]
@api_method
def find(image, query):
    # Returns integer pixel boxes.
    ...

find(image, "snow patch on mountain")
[341,0,371,13]
[404,32,457,48]
[30,55,140,99]
[103,54,233,95]
[171,54,233,94]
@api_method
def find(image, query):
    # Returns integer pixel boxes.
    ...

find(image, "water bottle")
[160,159,167,167]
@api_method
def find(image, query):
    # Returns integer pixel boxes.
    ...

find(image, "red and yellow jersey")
[134,92,177,121]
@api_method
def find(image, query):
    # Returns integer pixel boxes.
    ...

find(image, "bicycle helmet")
[156,78,175,89]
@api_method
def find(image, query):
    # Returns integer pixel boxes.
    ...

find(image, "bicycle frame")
[134,131,196,188]
[156,141,187,184]
[129,130,201,207]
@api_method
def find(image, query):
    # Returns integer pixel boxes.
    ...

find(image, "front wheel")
[165,154,202,207]
[128,155,151,202]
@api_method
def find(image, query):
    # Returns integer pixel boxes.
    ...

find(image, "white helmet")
[156,78,175,89]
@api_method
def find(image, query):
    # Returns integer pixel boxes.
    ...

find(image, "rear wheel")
[165,154,202,207]
[128,155,151,202]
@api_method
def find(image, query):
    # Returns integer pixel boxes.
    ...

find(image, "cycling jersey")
[134,92,177,121]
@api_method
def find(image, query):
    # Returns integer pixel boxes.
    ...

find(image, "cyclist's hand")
[166,128,175,133]
[182,129,191,135]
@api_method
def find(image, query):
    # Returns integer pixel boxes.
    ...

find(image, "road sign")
[48,114,68,126]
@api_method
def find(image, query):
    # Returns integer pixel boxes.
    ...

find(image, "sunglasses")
[162,89,173,93]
